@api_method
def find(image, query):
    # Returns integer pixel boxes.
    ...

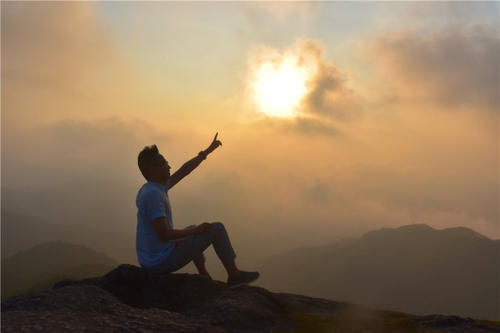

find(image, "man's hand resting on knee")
[154,217,215,242]
[194,222,213,234]
[173,223,213,242]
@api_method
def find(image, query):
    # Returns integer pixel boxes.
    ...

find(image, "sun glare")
[251,55,315,118]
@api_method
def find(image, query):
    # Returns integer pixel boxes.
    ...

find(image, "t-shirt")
[135,178,175,268]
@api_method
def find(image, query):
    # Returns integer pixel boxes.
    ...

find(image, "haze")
[2,2,498,280]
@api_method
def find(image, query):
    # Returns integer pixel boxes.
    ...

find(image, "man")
[135,132,259,288]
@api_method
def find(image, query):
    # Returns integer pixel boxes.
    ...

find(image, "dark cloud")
[294,117,341,136]
[250,115,341,137]
[367,23,499,111]
[303,180,332,205]
[403,2,499,25]
[298,40,362,122]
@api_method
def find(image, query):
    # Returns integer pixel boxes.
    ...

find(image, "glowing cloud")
[247,39,359,123]
[247,44,317,118]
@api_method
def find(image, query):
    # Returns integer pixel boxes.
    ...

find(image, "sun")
[250,55,315,118]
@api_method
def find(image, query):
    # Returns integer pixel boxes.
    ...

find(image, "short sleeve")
[165,177,171,191]
[144,190,167,221]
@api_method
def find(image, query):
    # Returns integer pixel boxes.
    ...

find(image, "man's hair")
[138,144,160,180]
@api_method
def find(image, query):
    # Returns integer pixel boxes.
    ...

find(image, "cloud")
[1,116,161,243]
[1,2,113,91]
[246,39,362,136]
[297,39,362,122]
[237,2,316,43]
[364,23,499,111]
[249,116,341,137]
[2,116,170,189]
[239,30,498,241]
[2,115,214,238]
[402,2,499,26]
[242,2,315,21]
[1,2,155,130]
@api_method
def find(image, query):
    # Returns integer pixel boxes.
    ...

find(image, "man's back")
[136,179,175,268]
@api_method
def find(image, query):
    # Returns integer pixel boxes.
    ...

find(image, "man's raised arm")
[168,132,222,189]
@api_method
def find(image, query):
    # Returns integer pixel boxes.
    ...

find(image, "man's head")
[137,145,171,182]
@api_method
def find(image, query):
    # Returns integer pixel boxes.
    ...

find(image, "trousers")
[146,221,237,274]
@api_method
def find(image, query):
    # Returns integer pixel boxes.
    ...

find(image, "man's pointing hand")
[206,132,222,154]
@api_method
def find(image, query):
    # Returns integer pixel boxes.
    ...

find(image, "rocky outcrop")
[2,264,499,332]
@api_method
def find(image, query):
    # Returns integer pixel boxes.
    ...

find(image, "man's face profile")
[155,154,171,179]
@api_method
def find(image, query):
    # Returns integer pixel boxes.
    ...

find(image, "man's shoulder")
[137,183,165,200]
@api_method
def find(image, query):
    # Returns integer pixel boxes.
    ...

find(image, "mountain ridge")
[258,223,500,320]
[265,224,495,261]
[361,224,491,242]
[1,240,118,301]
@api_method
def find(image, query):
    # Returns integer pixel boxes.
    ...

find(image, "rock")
[2,264,499,332]
[2,284,225,333]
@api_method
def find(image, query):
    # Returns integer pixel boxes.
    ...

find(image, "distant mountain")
[1,210,136,263]
[2,264,499,332]
[1,241,118,301]
[258,224,500,320]
[1,211,58,259]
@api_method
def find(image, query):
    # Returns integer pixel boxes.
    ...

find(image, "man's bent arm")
[153,216,198,241]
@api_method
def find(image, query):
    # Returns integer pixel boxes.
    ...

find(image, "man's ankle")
[228,270,241,281]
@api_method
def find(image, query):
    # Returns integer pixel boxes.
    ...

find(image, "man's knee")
[211,221,225,232]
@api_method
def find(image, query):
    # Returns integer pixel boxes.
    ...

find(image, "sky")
[1,2,499,267]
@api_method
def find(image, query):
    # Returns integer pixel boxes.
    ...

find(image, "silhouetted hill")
[1,210,136,263]
[259,224,500,320]
[1,211,56,259]
[1,241,118,301]
[2,264,499,332]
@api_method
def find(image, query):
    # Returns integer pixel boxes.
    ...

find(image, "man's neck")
[148,177,168,187]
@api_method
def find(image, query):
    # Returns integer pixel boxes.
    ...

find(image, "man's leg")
[208,222,240,279]
[185,223,258,286]
[157,222,240,280]
[183,225,209,276]
[180,222,238,269]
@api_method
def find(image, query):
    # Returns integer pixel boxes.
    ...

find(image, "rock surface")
[2,264,499,332]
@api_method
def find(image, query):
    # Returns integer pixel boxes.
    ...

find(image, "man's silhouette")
[135,133,259,288]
